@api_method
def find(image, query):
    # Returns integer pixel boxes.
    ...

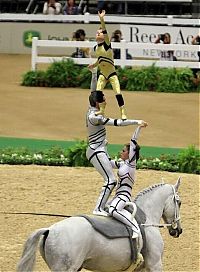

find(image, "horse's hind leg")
[40,251,82,272]
[43,250,83,272]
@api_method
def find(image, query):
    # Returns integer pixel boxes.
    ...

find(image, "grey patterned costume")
[109,126,142,234]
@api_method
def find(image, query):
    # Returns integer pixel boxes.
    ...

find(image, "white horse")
[17,177,182,272]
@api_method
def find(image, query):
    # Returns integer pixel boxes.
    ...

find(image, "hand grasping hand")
[140,121,148,128]
[98,10,106,18]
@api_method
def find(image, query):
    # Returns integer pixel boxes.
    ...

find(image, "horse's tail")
[17,228,49,272]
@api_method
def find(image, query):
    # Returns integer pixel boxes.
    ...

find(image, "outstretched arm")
[90,115,146,127]
[105,118,147,127]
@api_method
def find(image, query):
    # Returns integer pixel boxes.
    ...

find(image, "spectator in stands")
[43,0,61,14]
[116,3,123,14]
[71,29,91,58]
[111,29,132,60]
[191,34,200,79]
[62,0,79,15]
[155,33,177,61]
[192,34,200,62]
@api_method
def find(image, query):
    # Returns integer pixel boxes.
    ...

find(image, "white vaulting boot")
[93,209,109,217]
[132,231,139,239]
[131,217,143,250]
[93,185,115,217]
[125,201,137,218]
[129,231,143,271]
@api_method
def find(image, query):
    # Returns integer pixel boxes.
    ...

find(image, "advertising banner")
[121,24,199,61]
[0,22,199,61]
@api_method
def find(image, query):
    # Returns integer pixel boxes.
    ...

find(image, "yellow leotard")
[93,17,121,94]
[92,14,127,119]
[94,41,116,80]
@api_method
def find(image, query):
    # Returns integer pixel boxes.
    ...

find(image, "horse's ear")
[174,176,181,191]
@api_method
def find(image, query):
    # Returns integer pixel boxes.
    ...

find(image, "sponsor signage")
[121,25,199,60]
[23,30,41,48]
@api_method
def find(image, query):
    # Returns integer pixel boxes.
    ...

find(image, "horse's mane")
[134,183,166,201]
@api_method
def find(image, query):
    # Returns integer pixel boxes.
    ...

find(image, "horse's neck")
[135,184,172,223]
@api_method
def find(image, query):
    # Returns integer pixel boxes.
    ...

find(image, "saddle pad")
[79,214,132,239]
[78,214,137,262]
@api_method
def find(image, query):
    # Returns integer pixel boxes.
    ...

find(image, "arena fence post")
[32,36,38,71]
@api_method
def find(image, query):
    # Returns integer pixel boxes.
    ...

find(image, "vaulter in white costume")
[109,123,147,238]
[86,69,146,216]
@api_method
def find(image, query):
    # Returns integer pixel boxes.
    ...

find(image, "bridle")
[141,185,181,229]
[170,185,181,229]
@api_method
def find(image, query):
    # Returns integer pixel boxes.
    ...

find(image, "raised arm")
[90,68,97,92]
[129,122,148,161]
[98,10,110,45]
[43,2,48,14]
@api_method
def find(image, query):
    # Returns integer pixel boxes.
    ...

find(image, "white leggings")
[86,148,117,211]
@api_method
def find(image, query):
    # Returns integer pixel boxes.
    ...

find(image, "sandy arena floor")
[0,166,199,272]
[0,54,199,148]
[0,54,199,272]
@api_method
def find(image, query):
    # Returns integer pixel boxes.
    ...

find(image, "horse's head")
[162,177,183,238]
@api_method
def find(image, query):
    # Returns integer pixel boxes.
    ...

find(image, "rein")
[140,223,172,228]
[0,211,70,218]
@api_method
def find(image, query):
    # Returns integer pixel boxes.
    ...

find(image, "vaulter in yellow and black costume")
[88,10,127,120]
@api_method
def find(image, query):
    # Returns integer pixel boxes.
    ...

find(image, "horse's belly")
[83,237,131,272]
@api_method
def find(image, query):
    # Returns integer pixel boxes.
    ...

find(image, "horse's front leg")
[143,228,164,272]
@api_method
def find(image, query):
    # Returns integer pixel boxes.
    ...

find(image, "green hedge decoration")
[0,143,199,174]
[21,59,199,93]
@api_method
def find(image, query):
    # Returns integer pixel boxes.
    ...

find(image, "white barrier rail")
[1,13,199,26]
[32,37,200,71]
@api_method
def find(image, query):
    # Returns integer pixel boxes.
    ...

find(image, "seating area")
[0,0,197,17]
[0,0,44,14]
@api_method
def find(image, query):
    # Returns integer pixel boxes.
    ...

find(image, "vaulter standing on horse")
[86,70,147,216]
[88,10,127,120]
